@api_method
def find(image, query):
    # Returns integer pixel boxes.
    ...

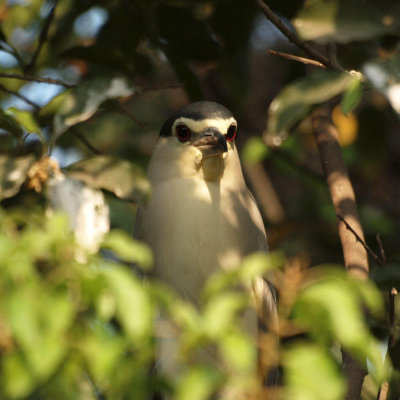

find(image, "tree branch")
[0,72,74,88]
[24,0,60,73]
[0,84,40,110]
[253,0,343,71]
[312,104,368,400]
[337,214,384,268]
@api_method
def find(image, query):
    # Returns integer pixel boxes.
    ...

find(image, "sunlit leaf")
[102,265,153,340]
[284,343,346,400]
[268,71,356,136]
[176,366,223,400]
[4,107,45,142]
[293,0,399,44]
[102,229,153,270]
[52,76,137,138]
[66,155,151,205]
[203,252,283,300]
[0,154,36,200]
[2,352,36,399]
[219,331,256,372]
[202,292,248,339]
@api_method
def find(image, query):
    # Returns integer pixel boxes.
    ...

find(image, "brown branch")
[312,105,368,279]
[0,84,40,110]
[0,72,74,88]
[24,0,60,73]
[337,215,384,268]
[378,381,389,400]
[253,0,343,71]
[312,104,368,400]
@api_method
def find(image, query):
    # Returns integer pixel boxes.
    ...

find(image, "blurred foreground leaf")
[0,154,36,200]
[293,0,399,44]
[66,155,151,205]
[284,343,346,400]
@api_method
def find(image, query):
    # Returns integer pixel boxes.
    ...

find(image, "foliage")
[1,0,400,399]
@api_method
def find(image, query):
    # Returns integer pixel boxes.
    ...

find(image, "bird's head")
[148,101,240,183]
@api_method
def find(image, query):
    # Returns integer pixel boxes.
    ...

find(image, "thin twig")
[0,72,74,88]
[71,129,101,155]
[24,0,60,73]
[376,233,387,266]
[336,214,384,268]
[267,49,327,68]
[0,83,40,110]
[253,0,343,71]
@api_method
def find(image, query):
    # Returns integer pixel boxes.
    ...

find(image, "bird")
[134,101,277,394]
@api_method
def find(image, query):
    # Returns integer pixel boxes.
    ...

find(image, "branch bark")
[312,104,369,399]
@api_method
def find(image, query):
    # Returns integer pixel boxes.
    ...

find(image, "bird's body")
[134,101,276,388]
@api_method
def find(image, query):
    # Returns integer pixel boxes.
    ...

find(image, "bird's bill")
[192,130,228,159]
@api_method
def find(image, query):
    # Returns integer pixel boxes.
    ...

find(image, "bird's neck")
[200,156,225,181]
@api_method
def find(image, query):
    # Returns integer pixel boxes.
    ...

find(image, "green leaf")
[283,343,346,400]
[102,265,153,340]
[4,107,45,142]
[176,366,223,400]
[202,293,248,339]
[0,154,36,200]
[341,77,363,115]
[2,352,36,399]
[268,71,356,136]
[66,155,151,205]
[52,75,137,138]
[242,137,269,165]
[293,273,386,380]
[293,0,399,44]
[219,331,256,373]
[203,252,283,300]
[102,230,153,270]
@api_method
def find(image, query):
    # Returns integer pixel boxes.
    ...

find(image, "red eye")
[226,124,237,142]
[175,124,192,142]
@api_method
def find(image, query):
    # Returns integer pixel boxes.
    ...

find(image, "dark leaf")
[66,155,151,205]
[293,0,400,44]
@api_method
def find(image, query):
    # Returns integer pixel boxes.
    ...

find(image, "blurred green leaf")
[284,343,346,400]
[202,292,248,339]
[293,271,386,380]
[219,330,256,373]
[242,137,270,165]
[102,265,153,340]
[0,154,36,200]
[203,252,283,300]
[2,352,36,399]
[341,77,363,115]
[176,366,223,400]
[51,76,137,138]
[4,107,45,142]
[66,155,151,205]
[293,0,399,44]
[102,229,153,270]
[268,71,356,136]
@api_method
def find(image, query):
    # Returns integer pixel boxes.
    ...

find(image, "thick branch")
[253,0,343,71]
[312,104,368,399]
[312,105,368,279]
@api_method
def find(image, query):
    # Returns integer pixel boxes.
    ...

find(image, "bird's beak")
[191,127,228,159]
